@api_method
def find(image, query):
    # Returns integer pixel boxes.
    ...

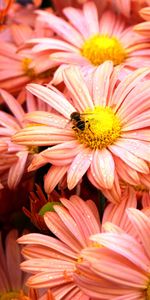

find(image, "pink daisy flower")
[75,208,150,299]
[13,63,150,198]
[0,229,50,300]
[0,3,39,43]
[134,6,150,36]
[4,2,43,27]
[0,0,14,27]
[28,1,150,83]
[17,191,143,299]
[51,0,108,15]
[109,0,150,19]
[102,185,150,239]
[0,17,55,96]
[101,186,137,232]
[18,196,101,299]
[100,162,150,203]
[0,229,29,300]
[0,88,51,189]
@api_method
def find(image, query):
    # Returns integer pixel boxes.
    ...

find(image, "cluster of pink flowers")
[0,0,150,299]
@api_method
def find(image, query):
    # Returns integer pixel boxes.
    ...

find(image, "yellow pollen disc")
[0,290,29,300]
[121,182,149,194]
[90,241,102,248]
[38,69,53,79]
[133,184,149,193]
[22,58,36,78]
[72,106,121,150]
[146,282,150,300]
[77,256,83,263]
[81,34,127,66]
[28,145,39,154]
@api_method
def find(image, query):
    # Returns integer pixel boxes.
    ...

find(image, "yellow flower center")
[81,34,127,66]
[22,58,36,78]
[121,182,149,194]
[28,145,39,154]
[134,184,149,193]
[0,291,29,300]
[72,106,121,150]
[146,282,150,300]
[22,58,53,80]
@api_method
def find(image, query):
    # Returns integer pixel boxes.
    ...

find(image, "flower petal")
[7,151,28,189]
[30,37,79,53]
[61,196,101,242]
[109,144,149,174]
[92,61,113,106]
[67,148,93,190]
[127,208,150,260]
[26,271,73,288]
[53,205,87,248]
[27,83,75,119]
[63,66,94,111]
[114,156,140,186]
[0,89,25,124]
[83,1,99,36]
[117,81,150,124]
[63,7,89,39]
[90,232,150,274]
[91,149,115,189]
[112,67,150,112]
[12,126,73,146]
[42,141,82,166]
[6,230,22,290]
[20,258,74,273]
[102,187,137,232]
[37,11,84,47]
[18,233,77,259]
[44,212,82,252]
[44,165,68,194]
[24,111,68,128]
[114,138,150,163]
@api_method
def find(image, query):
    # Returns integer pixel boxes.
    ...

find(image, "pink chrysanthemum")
[0,229,50,300]
[0,0,15,28]
[0,16,55,95]
[109,0,150,19]
[134,6,150,36]
[0,229,29,300]
[13,63,150,199]
[0,1,43,38]
[28,1,150,83]
[74,208,150,299]
[17,191,145,299]
[18,196,101,299]
[51,0,108,15]
[0,88,51,189]
[99,163,150,203]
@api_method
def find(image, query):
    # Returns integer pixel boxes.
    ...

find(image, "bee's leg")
[86,121,93,133]
[85,120,90,127]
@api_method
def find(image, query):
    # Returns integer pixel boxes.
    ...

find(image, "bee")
[70,111,92,131]
[70,111,87,131]
[70,111,95,131]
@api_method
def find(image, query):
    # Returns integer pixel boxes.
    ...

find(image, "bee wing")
[64,119,72,128]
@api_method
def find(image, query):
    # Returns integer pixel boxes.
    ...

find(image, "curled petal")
[7,151,28,189]
[44,165,68,194]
